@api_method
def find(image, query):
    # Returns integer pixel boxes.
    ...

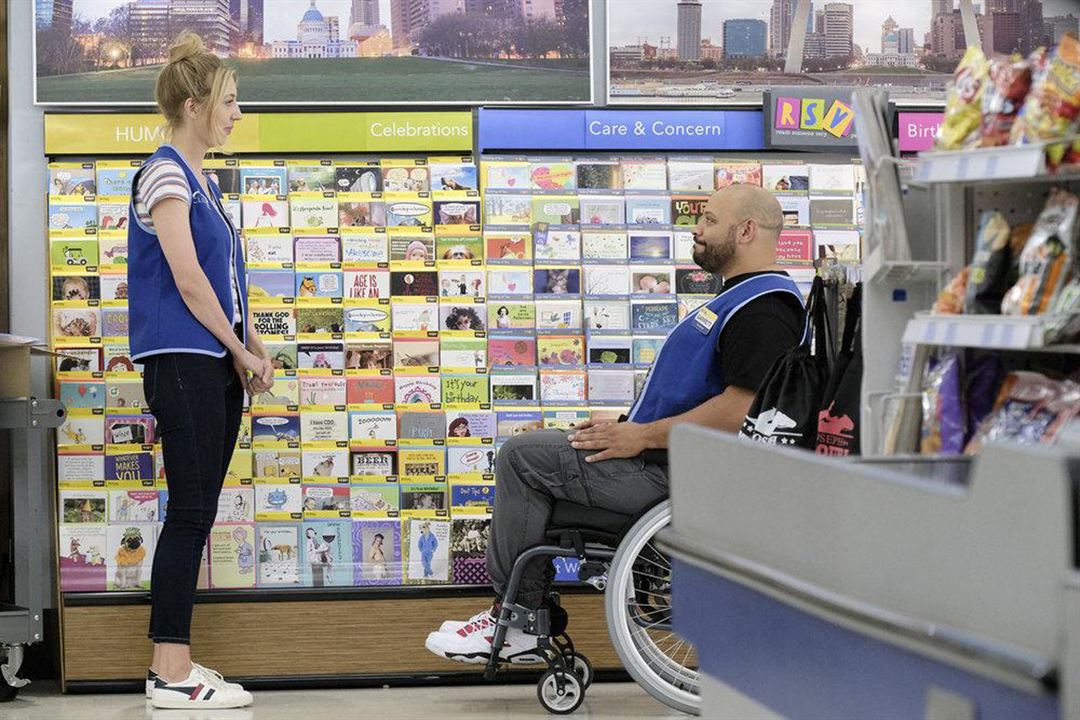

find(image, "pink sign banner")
[897,112,944,153]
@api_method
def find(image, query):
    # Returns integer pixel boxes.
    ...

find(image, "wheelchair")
[482,499,700,715]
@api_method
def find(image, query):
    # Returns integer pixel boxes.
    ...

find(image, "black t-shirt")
[716,271,806,392]
[633,270,805,466]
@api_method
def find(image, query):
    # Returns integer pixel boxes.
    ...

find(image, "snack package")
[964,372,1080,454]
[921,354,965,455]
[980,54,1033,147]
[964,212,1012,313]
[933,267,968,314]
[1001,189,1077,315]
[965,355,1005,443]
[936,46,990,150]
[1010,35,1080,165]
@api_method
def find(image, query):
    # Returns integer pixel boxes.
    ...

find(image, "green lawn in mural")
[37,57,591,105]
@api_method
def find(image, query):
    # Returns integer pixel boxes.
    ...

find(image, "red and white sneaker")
[149,664,253,709]
[438,606,496,634]
[146,662,244,700]
[425,621,545,665]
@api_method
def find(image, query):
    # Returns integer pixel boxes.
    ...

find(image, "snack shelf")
[914,143,1080,185]
[902,313,1080,354]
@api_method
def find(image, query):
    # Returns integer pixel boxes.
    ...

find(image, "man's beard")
[692,226,737,275]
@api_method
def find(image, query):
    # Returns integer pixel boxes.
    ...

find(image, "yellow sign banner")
[44,112,473,155]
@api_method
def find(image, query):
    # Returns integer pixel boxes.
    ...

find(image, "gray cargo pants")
[486,429,669,609]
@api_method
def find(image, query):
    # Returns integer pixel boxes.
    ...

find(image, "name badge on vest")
[693,307,718,335]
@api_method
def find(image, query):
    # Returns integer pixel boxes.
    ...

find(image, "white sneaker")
[149,665,253,709]
[425,623,545,665]
[438,606,496,634]
[146,663,244,700]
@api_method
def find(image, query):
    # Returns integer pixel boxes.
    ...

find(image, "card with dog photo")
[52,307,100,340]
[338,195,387,228]
[106,523,156,591]
[434,197,480,226]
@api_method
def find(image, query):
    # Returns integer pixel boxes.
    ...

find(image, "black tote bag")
[740,276,832,449]
[816,284,862,456]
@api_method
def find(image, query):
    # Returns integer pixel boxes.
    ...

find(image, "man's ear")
[738,218,757,245]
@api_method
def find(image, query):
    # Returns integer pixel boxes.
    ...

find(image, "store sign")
[764,88,860,150]
[44,112,473,155]
[478,108,764,152]
[896,112,944,153]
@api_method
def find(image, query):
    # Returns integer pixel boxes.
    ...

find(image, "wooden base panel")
[62,594,623,683]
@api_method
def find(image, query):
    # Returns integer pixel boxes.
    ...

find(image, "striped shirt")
[134,159,242,324]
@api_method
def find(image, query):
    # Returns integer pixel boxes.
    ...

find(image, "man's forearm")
[640,386,756,449]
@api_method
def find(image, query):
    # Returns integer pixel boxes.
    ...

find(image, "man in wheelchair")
[426,184,807,665]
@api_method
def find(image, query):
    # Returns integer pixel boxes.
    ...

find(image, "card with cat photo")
[338,194,387,228]
[393,336,440,369]
[534,268,580,296]
[434,197,480,226]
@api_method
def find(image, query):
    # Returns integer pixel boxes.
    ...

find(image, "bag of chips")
[933,267,968,314]
[921,354,965,455]
[1001,189,1077,315]
[980,54,1033,147]
[1010,35,1080,165]
[936,46,990,150]
[964,372,1080,454]
[964,212,1013,313]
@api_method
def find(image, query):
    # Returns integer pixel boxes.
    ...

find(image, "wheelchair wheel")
[567,652,593,689]
[537,669,585,714]
[605,500,700,715]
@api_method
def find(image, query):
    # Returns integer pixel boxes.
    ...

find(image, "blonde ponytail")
[155,32,235,145]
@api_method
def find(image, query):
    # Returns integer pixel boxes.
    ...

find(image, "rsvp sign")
[766,88,859,149]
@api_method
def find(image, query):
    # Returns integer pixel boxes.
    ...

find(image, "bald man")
[426,185,806,664]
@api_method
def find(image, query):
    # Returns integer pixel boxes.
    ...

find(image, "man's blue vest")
[628,273,804,423]
[127,145,247,360]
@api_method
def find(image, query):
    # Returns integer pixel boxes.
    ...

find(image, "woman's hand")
[233,348,273,394]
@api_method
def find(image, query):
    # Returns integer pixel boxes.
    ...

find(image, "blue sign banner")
[478,108,586,151]
[584,110,764,151]
[478,108,765,152]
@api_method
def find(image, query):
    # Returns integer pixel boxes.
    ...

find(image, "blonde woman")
[128,32,271,710]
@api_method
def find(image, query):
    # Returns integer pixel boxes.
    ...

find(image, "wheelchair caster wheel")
[565,652,593,689]
[537,669,584,715]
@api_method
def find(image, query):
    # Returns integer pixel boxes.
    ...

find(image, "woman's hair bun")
[168,32,206,64]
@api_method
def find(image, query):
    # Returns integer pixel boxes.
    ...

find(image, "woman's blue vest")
[127,145,247,360]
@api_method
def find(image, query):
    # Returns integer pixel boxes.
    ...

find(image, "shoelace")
[458,616,494,636]
[191,663,229,691]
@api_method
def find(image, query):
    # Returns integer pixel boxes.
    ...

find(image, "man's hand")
[567,420,648,463]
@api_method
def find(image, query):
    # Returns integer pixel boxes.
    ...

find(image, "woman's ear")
[183,97,199,120]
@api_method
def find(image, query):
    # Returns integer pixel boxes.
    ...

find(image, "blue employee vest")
[628,273,804,424]
[127,145,248,360]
